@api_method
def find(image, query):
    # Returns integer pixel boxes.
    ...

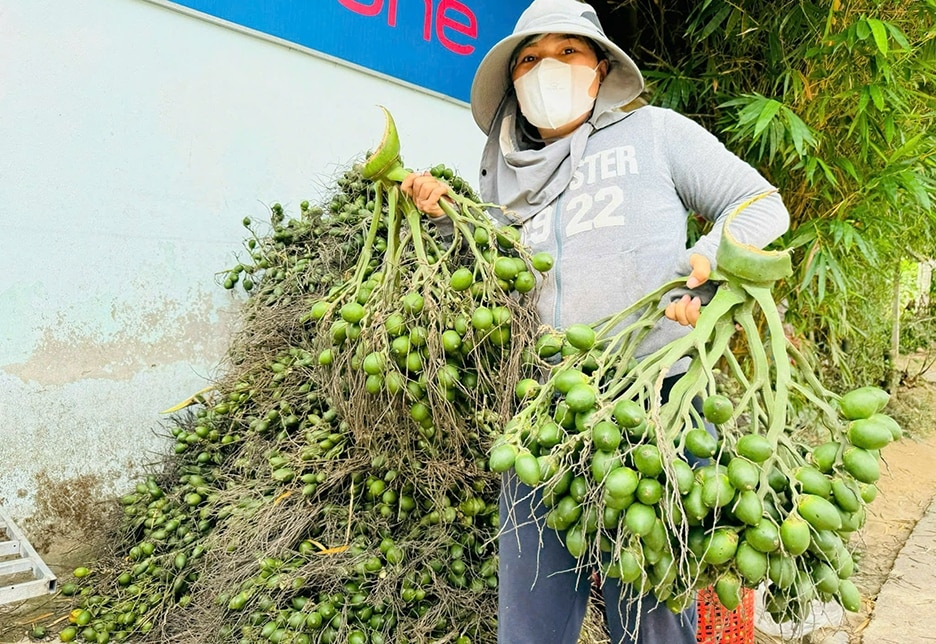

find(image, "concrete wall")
[0,0,485,544]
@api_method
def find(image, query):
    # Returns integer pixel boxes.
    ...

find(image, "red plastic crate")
[696,586,755,644]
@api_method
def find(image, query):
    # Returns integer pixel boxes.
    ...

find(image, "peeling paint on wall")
[0,0,482,533]
[3,290,235,386]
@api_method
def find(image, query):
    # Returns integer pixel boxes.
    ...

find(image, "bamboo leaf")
[898,171,933,210]
[725,5,741,37]
[884,22,911,50]
[735,96,767,127]
[889,133,924,164]
[781,106,816,155]
[788,225,818,249]
[816,255,827,302]
[801,240,822,286]
[816,158,837,185]
[867,18,889,55]
[856,18,870,41]
[858,115,870,150]
[688,0,719,33]
[837,157,859,182]
[754,99,782,139]
[848,90,870,138]
[868,85,885,111]
[760,120,775,163]
[881,176,899,203]
[804,156,819,183]
[868,139,888,163]
[853,232,874,260]
[699,4,733,40]
[856,88,870,114]
[717,97,749,109]
[824,250,848,293]
[883,113,895,144]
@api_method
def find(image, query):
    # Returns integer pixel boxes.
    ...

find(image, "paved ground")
[860,495,936,643]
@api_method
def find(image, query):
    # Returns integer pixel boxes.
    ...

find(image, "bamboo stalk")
[888,258,902,394]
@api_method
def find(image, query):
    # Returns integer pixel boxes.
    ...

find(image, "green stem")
[659,360,706,446]
[350,183,385,296]
[591,279,688,342]
[776,434,807,468]
[788,381,840,430]
[701,315,738,397]
[429,225,462,267]
[660,315,737,442]
[400,199,430,266]
[611,283,747,402]
[745,285,792,447]
[600,315,659,386]
[381,187,403,303]
[722,348,763,436]
[786,343,842,423]
[439,199,493,273]
[733,300,775,422]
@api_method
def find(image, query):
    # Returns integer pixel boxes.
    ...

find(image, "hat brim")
[470,25,644,135]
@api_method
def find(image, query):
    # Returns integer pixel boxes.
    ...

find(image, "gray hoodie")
[479,103,790,363]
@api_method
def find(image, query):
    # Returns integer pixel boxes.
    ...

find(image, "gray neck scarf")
[479,92,632,225]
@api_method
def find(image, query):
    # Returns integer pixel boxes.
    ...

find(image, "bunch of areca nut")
[489,193,901,625]
[56,108,553,644]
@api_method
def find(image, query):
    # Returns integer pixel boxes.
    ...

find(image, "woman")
[403,1,790,642]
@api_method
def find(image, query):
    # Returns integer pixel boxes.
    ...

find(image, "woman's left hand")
[665,254,711,327]
[401,172,451,218]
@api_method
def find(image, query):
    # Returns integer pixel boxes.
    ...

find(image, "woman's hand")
[665,254,711,327]
[401,172,450,218]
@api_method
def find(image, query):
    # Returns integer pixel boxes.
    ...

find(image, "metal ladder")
[0,506,57,606]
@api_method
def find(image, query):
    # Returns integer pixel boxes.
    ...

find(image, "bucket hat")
[469,0,644,134]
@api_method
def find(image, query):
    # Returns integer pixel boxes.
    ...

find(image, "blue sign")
[169,0,529,102]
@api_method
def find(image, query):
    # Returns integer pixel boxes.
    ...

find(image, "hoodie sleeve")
[660,109,790,276]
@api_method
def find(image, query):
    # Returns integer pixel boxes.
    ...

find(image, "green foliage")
[611,0,936,388]
[900,307,936,356]
[899,260,936,354]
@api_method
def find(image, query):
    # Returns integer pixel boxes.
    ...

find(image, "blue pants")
[497,376,710,644]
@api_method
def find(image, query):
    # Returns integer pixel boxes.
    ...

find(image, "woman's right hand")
[401,172,450,218]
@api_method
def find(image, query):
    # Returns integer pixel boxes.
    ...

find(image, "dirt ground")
[839,425,936,642]
[4,379,936,644]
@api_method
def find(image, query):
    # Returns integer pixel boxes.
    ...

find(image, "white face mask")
[513,58,599,131]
